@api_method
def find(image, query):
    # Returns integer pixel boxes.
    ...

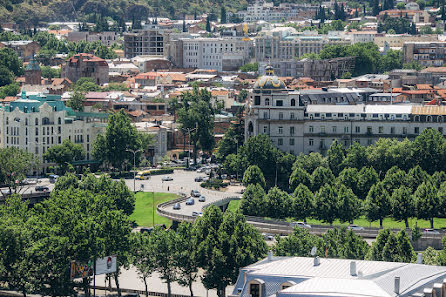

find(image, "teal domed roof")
[253,65,286,90]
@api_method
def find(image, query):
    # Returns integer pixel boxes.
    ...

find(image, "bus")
[135,170,151,180]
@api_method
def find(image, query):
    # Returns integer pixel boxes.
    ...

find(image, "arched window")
[58,117,61,125]
[291,99,296,106]
[35,118,38,125]
[280,281,297,291]
[42,117,50,125]
[427,115,432,122]
[265,98,270,106]
[25,118,28,125]
[248,122,254,133]
[414,115,420,122]
[248,279,265,297]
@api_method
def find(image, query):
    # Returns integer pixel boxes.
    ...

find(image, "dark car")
[186,198,195,205]
[194,176,203,182]
[35,185,49,192]
[173,203,181,210]
[140,227,154,234]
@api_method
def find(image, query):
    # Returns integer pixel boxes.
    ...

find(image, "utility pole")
[126,148,142,192]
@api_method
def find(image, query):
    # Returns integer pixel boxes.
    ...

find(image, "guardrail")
[156,196,196,223]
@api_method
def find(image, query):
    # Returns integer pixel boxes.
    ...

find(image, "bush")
[201,179,229,190]
[149,168,174,175]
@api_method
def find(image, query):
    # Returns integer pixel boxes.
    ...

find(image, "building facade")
[61,53,109,85]
[0,92,107,172]
[403,42,446,67]
[66,31,120,46]
[245,71,446,155]
[123,27,167,58]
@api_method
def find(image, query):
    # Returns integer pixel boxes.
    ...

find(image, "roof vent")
[394,277,400,295]
[417,253,423,264]
[313,256,320,266]
[350,261,357,276]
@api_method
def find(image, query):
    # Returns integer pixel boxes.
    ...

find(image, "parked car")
[191,190,201,197]
[186,198,195,205]
[35,185,49,192]
[192,211,199,217]
[173,203,181,210]
[162,176,173,181]
[221,174,228,179]
[347,225,365,231]
[194,177,203,182]
[263,233,274,241]
[140,227,154,234]
[424,228,440,235]
[198,195,206,202]
[291,222,311,229]
[1,189,11,195]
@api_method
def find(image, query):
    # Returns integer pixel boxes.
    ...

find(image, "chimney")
[433,283,444,297]
[350,261,357,276]
[314,256,320,266]
[424,288,434,297]
[394,277,400,295]
[417,253,423,264]
[267,250,273,261]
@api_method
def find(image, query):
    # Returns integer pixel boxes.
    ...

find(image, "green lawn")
[226,199,446,229]
[129,192,178,227]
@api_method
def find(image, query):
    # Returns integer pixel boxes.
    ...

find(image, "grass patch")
[227,200,241,212]
[129,192,179,227]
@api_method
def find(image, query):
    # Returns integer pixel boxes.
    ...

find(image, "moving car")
[162,176,173,181]
[263,233,274,241]
[347,225,365,231]
[136,170,151,180]
[194,176,203,182]
[191,190,201,197]
[198,195,206,202]
[192,211,199,217]
[291,222,311,229]
[186,198,195,205]
[173,203,181,210]
[35,185,49,192]
[424,228,440,235]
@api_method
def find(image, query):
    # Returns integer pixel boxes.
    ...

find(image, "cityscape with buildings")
[3,0,446,296]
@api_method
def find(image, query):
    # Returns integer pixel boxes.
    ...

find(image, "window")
[35,118,38,125]
[278,126,283,134]
[58,117,61,125]
[355,126,360,133]
[291,99,296,106]
[367,139,373,145]
[278,138,283,145]
[276,100,283,107]
[265,98,270,106]
[58,127,61,134]
[250,284,260,297]
[309,126,314,133]
[263,112,268,119]
[367,127,372,134]
[279,112,283,120]
[343,140,349,146]
[415,127,420,134]
[344,126,349,133]
[35,127,38,136]
[290,112,295,120]
[439,127,444,134]
[403,127,407,134]
[332,126,337,133]
[379,126,384,134]
[290,138,295,145]
[321,126,325,133]
[309,139,314,146]
[58,136,61,144]
[290,127,295,135]
[254,96,261,105]
[391,127,395,134]
[25,118,28,125]
[263,126,268,133]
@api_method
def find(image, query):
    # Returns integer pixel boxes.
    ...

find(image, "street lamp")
[182,123,198,167]
[126,148,142,192]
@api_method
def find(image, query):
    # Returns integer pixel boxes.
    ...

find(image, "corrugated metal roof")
[412,105,446,115]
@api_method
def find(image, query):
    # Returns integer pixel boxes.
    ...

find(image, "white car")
[291,222,311,229]
[424,229,440,235]
[347,225,365,231]
[162,176,173,181]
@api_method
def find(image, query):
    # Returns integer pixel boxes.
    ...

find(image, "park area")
[129,192,178,227]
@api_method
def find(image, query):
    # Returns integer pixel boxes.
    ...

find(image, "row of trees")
[0,47,23,99]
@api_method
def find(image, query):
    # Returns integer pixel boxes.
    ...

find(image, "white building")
[135,122,168,165]
[245,68,446,155]
[182,37,253,72]
[230,255,446,297]
[0,92,107,173]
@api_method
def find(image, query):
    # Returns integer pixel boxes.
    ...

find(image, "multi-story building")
[235,0,318,22]
[245,68,446,155]
[66,31,120,46]
[123,27,167,58]
[0,41,41,61]
[403,42,446,67]
[61,53,109,85]
[374,34,438,49]
[0,92,107,173]
[377,9,433,23]
[182,37,253,71]
[135,122,168,165]
[255,31,350,62]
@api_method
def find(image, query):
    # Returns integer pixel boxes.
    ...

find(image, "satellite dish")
[311,246,317,256]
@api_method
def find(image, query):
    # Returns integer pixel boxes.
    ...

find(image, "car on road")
[140,227,154,234]
[291,222,311,229]
[35,185,49,192]
[424,228,440,235]
[194,177,203,182]
[263,233,275,241]
[198,195,206,202]
[192,211,199,217]
[173,203,181,210]
[186,198,195,205]
[191,190,201,197]
[162,176,173,181]
[1,189,11,195]
[347,225,365,231]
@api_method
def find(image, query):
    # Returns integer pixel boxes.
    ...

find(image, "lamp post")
[182,123,198,167]
[126,148,142,192]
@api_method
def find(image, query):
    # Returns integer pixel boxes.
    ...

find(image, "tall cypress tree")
[206,16,211,32]
[220,6,227,24]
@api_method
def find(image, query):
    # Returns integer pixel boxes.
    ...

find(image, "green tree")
[216,126,243,162]
[132,233,154,297]
[43,139,85,173]
[357,167,379,200]
[322,227,369,259]
[240,183,267,217]
[396,229,415,263]
[415,181,439,228]
[0,83,20,99]
[382,166,407,195]
[292,184,314,223]
[265,187,290,219]
[274,228,324,257]
[293,152,327,174]
[92,109,142,171]
[0,66,14,87]
[336,167,359,196]
[175,222,199,297]
[206,16,211,32]
[74,77,101,92]
[289,166,312,191]
[337,184,361,223]
[423,246,439,265]
[366,229,391,261]
[40,65,61,79]
[406,165,429,192]
[314,183,338,225]
[239,62,259,72]
[0,147,37,194]
[364,182,391,228]
[67,90,85,111]
[242,165,266,188]
[412,128,446,174]
[342,142,368,169]
[311,166,335,192]
[327,139,344,176]
[391,186,415,228]
[0,47,23,76]
[220,6,227,23]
